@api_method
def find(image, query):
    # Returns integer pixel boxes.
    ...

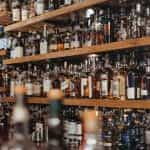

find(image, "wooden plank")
[2,97,150,109]
[5,0,108,32]
[3,37,150,65]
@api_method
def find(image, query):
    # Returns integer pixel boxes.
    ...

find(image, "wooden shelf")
[2,97,150,109]
[3,37,150,65]
[5,0,108,32]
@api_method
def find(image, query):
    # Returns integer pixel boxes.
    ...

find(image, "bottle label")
[81,78,88,97]
[21,9,28,21]
[33,83,41,95]
[101,80,108,96]
[65,0,72,5]
[145,130,150,144]
[71,41,80,49]
[85,40,92,47]
[40,40,48,54]
[136,88,141,99]
[49,44,57,51]
[112,80,119,97]
[10,50,15,58]
[36,123,43,142]
[10,80,15,97]
[25,83,33,95]
[61,80,69,90]
[43,79,51,92]
[141,89,148,96]
[127,87,135,99]
[36,2,44,15]
[15,46,23,58]
[88,76,92,98]
[76,124,82,135]
[12,8,20,21]
[64,43,70,49]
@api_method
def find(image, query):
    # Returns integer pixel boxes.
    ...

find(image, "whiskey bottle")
[35,0,45,16]
[46,89,67,150]
[40,25,48,54]
[21,0,29,21]
[11,0,21,22]
[1,85,36,150]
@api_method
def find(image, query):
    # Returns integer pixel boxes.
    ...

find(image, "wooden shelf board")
[3,37,150,65]
[2,97,150,109]
[5,0,108,32]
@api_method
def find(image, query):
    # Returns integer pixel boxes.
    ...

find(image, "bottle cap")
[15,85,26,95]
[48,89,64,100]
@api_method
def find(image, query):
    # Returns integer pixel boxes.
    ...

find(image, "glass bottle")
[21,0,29,21]
[29,0,36,18]
[1,85,36,150]
[46,89,67,150]
[35,0,45,16]
[11,0,21,22]
[40,25,48,54]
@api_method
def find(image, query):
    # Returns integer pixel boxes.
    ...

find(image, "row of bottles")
[1,99,150,150]
[4,50,149,100]
[0,0,83,22]
[0,0,149,58]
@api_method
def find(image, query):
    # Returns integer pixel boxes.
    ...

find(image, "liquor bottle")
[141,57,150,99]
[49,30,58,52]
[145,3,150,36]
[29,0,36,18]
[11,0,21,22]
[80,110,103,150]
[64,32,71,50]
[40,25,48,54]
[64,0,72,6]
[127,52,139,100]
[46,89,67,150]
[21,0,29,21]
[111,54,126,100]
[32,66,42,96]
[35,0,45,16]
[42,64,52,96]
[1,85,36,150]
[25,64,33,96]
[100,54,112,99]
[14,32,24,58]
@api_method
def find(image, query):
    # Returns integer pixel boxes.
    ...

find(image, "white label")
[10,80,15,97]
[25,83,33,95]
[71,41,80,49]
[112,80,119,97]
[61,80,69,90]
[76,124,82,135]
[64,43,70,49]
[101,80,108,96]
[40,40,48,54]
[141,89,148,96]
[33,84,41,95]
[12,8,20,21]
[127,87,135,99]
[21,9,28,21]
[36,2,44,15]
[65,0,72,5]
[88,76,92,98]
[81,78,87,97]
[15,46,23,58]
[10,50,15,58]
[49,44,57,51]
[43,79,51,92]
[85,40,92,47]
[36,123,43,141]
[136,88,141,99]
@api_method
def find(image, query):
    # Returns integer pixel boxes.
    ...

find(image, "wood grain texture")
[3,37,150,65]
[5,0,108,32]
[2,97,150,109]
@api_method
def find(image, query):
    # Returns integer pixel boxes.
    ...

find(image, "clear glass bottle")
[35,0,45,16]
[21,0,29,21]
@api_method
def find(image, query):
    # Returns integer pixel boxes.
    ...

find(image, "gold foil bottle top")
[15,85,26,95]
[48,89,64,101]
